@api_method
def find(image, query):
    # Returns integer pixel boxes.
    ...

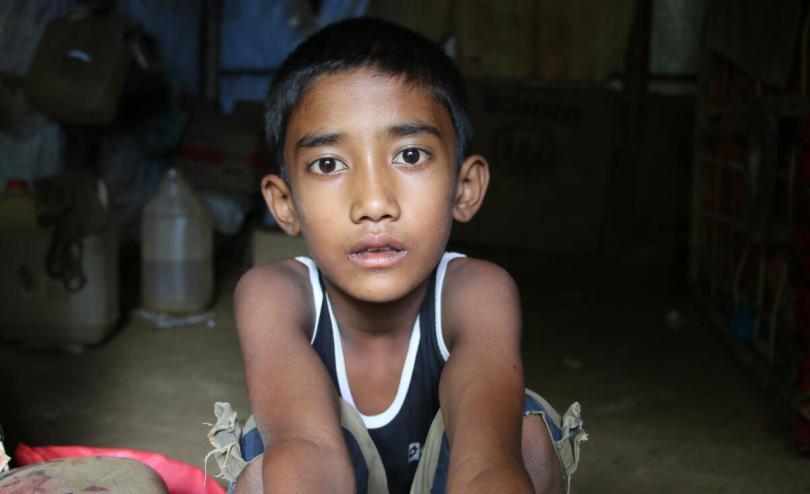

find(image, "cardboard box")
[177,102,270,196]
[454,0,634,80]
[452,80,617,253]
[251,227,309,266]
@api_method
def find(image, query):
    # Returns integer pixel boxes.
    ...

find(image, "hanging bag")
[24,13,130,126]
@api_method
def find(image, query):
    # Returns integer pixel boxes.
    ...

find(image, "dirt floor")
[1,242,809,493]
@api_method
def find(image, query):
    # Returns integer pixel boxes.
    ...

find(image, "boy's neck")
[323,277,431,344]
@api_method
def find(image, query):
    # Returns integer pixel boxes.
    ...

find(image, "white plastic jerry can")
[141,168,213,314]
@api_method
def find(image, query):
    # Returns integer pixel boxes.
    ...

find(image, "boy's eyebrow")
[294,124,440,152]
[294,132,344,152]
[387,122,442,139]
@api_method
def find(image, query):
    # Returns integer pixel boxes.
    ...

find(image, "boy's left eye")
[393,147,429,166]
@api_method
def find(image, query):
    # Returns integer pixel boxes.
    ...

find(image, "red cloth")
[14,443,225,494]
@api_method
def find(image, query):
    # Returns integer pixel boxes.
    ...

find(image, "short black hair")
[265,17,472,180]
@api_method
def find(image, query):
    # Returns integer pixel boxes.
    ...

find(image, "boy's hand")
[439,259,534,494]
[234,261,355,493]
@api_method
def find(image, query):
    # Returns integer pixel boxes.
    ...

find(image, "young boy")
[206,17,586,494]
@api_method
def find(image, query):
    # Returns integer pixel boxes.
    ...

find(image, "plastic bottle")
[141,168,213,314]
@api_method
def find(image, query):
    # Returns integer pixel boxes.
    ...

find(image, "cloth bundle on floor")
[12,443,224,494]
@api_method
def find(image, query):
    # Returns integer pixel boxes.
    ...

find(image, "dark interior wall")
[604,93,694,268]
[446,0,698,273]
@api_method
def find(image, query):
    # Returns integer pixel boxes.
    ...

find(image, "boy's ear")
[453,154,490,223]
[261,174,300,236]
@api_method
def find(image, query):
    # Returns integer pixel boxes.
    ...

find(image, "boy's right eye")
[307,157,347,175]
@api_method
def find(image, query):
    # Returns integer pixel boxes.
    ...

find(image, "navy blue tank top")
[295,252,462,493]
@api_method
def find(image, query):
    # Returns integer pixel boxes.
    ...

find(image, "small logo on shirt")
[408,442,421,463]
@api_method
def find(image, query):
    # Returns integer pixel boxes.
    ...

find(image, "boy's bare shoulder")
[444,256,519,298]
[441,256,520,338]
[234,258,314,334]
[235,258,310,302]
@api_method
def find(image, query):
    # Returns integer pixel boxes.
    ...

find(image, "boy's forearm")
[446,457,533,494]
[261,438,355,493]
[440,349,530,493]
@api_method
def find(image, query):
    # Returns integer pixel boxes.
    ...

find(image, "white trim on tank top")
[435,252,465,361]
[294,256,323,345]
[294,251,463,427]
[326,294,422,429]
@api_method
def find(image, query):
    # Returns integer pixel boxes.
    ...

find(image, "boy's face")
[265,68,486,303]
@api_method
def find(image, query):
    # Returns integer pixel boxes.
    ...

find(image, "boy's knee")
[230,455,264,494]
[522,391,588,494]
[522,414,564,494]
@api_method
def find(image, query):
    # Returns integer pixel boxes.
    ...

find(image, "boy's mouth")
[348,236,407,268]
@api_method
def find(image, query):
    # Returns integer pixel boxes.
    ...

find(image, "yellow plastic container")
[141,168,213,314]
[0,179,119,346]
[0,179,38,229]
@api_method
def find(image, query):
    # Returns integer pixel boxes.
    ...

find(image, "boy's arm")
[439,258,533,493]
[233,261,355,493]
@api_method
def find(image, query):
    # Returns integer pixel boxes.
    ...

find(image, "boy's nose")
[349,165,400,224]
